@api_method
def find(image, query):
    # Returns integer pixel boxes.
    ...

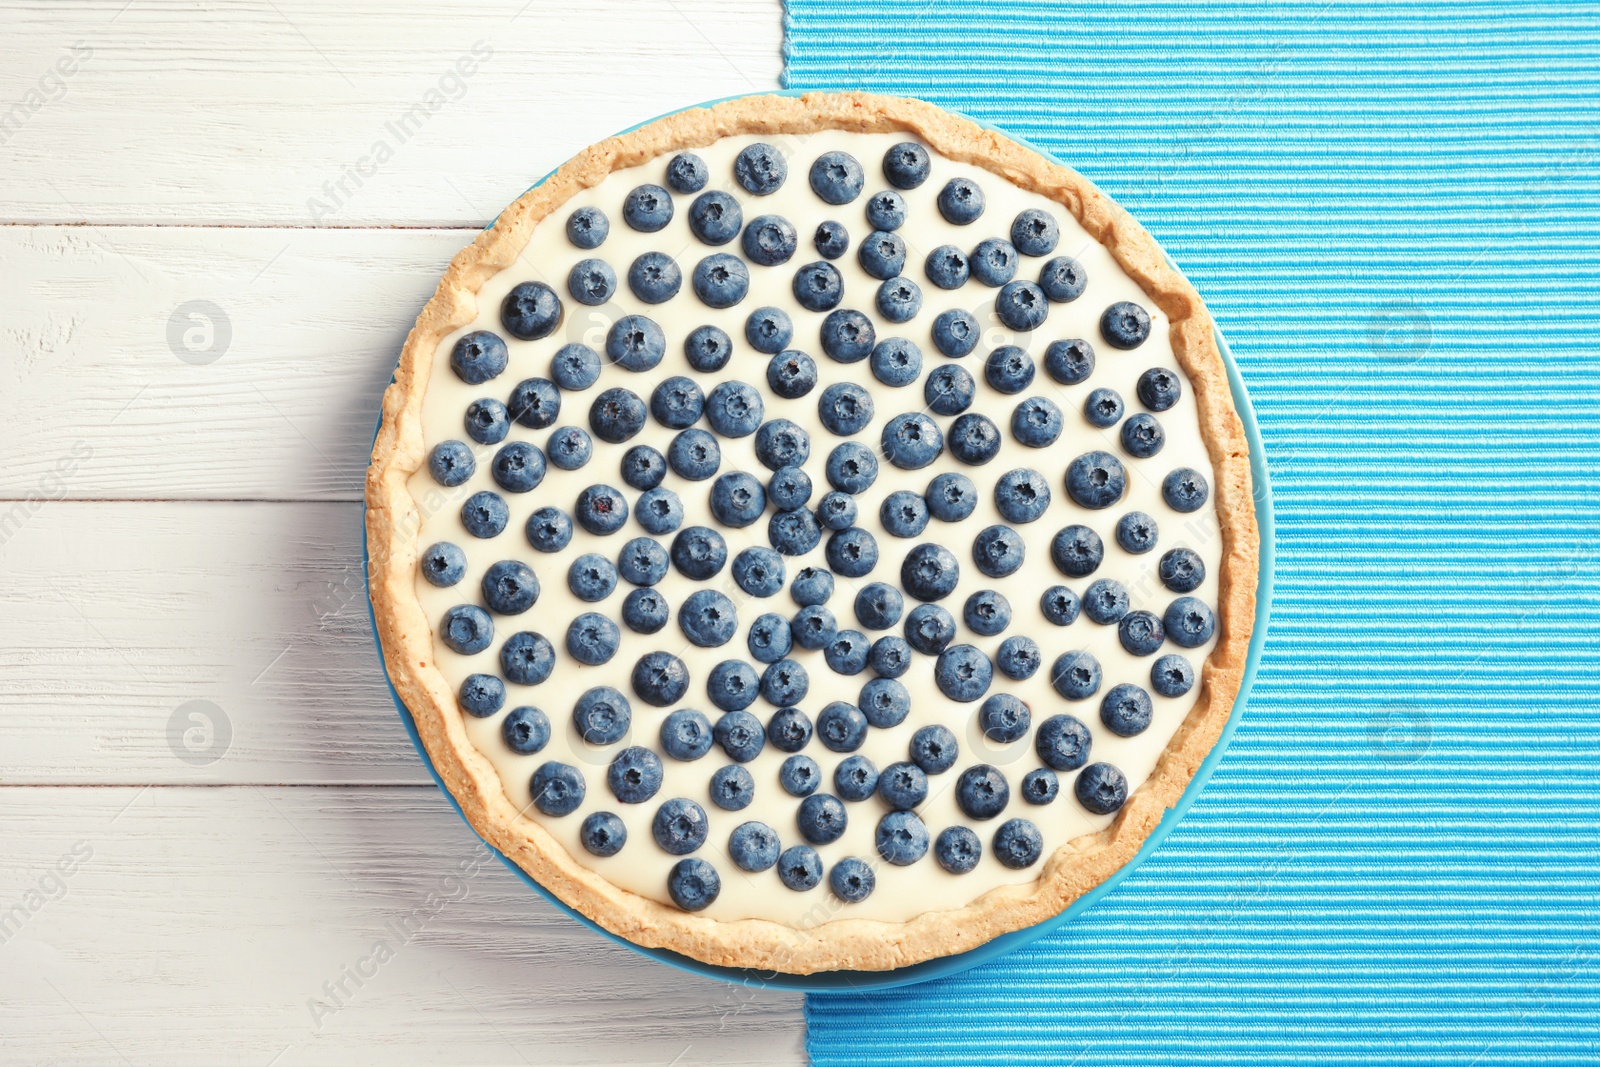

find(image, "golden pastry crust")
[366,91,1259,974]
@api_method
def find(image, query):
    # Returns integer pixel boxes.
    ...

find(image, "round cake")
[366,92,1258,973]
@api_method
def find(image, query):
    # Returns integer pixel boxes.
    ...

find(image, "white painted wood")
[0,786,806,1065]
[0,0,782,226]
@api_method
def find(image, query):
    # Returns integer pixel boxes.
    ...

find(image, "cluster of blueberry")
[418,140,1221,911]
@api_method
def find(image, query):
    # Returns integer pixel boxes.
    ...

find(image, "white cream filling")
[406,130,1221,925]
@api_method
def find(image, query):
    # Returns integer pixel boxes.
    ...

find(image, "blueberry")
[621,587,670,635]
[1050,525,1104,578]
[508,377,561,430]
[502,706,551,755]
[608,315,668,373]
[589,387,647,444]
[500,282,563,341]
[869,635,913,678]
[878,760,929,810]
[882,412,942,470]
[671,526,727,580]
[1066,451,1128,510]
[875,491,926,539]
[770,508,823,556]
[619,444,666,491]
[882,142,931,189]
[789,566,834,607]
[978,693,1030,743]
[819,309,876,364]
[531,762,585,816]
[816,490,859,531]
[931,308,980,357]
[814,220,849,259]
[1162,468,1210,513]
[767,707,813,753]
[993,818,1043,869]
[742,214,798,267]
[567,257,616,306]
[635,488,684,535]
[830,857,875,902]
[496,646,549,700]
[421,541,467,587]
[451,331,508,385]
[466,398,511,444]
[1050,650,1102,701]
[734,143,787,196]
[732,546,786,599]
[1137,367,1182,412]
[768,465,813,512]
[791,605,837,651]
[1151,653,1196,698]
[971,238,1019,287]
[910,724,959,774]
[1100,684,1153,738]
[948,413,1001,465]
[1012,396,1063,448]
[524,506,573,553]
[547,426,593,471]
[760,658,809,707]
[994,468,1051,524]
[780,754,822,797]
[924,244,970,289]
[985,346,1036,395]
[995,281,1049,332]
[1040,584,1081,627]
[1121,413,1166,459]
[705,381,764,438]
[792,261,844,312]
[875,810,930,866]
[835,756,880,801]
[858,677,911,729]
[745,306,794,354]
[1083,578,1131,624]
[934,825,982,873]
[714,709,765,762]
[996,635,1041,680]
[956,765,1010,821]
[768,350,819,400]
[858,230,906,280]
[1021,768,1059,806]
[428,441,474,488]
[1158,547,1205,593]
[607,746,664,804]
[458,673,505,717]
[904,603,956,655]
[660,708,714,761]
[875,277,923,323]
[566,612,620,665]
[937,177,985,224]
[825,629,870,676]
[1039,256,1088,302]
[972,524,1025,578]
[580,811,626,857]
[924,366,975,417]
[706,659,759,712]
[963,589,1012,636]
[575,484,628,535]
[1075,762,1129,814]
[926,472,978,522]
[809,150,864,204]
[818,382,874,435]
[1118,608,1167,658]
[754,418,809,471]
[728,821,781,872]
[825,442,878,494]
[846,583,898,633]
[688,190,742,245]
[623,184,673,232]
[680,589,739,648]
[1044,339,1095,384]
[901,543,959,601]
[551,343,603,391]
[778,845,824,891]
[713,470,768,531]
[747,612,793,664]
[691,253,749,309]
[653,798,710,854]
[863,188,906,230]
[482,559,539,614]
[667,428,721,481]
[1010,209,1060,257]
[1165,596,1216,647]
[626,251,681,304]
[665,151,708,193]
[816,701,868,753]
[460,491,509,539]
[934,644,993,702]
[870,337,923,388]
[566,206,608,249]
[1101,301,1152,349]
[798,793,849,845]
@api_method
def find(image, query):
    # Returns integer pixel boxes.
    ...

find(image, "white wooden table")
[0,3,808,1062]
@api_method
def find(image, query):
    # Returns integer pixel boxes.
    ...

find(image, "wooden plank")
[0,785,806,1065]
[0,0,782,226]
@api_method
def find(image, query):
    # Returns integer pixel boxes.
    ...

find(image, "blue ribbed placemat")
[786,2,1600,1063]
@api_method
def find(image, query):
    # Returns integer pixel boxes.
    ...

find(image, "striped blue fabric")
[786,2,1600,1063]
